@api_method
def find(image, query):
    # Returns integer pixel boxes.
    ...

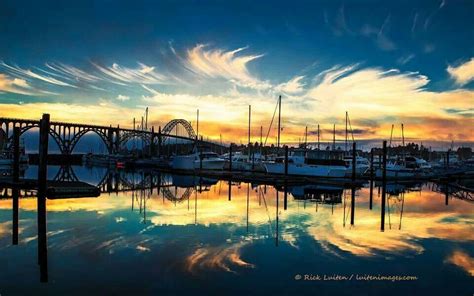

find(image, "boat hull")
[264,162,346,178]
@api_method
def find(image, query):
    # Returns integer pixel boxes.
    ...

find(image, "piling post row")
[12,127,20,245]
[38,114,49,282]
[381,140,387,232]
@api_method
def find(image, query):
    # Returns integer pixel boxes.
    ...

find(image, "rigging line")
[347,113,355,143]
[264,97,280,146]
[260,187,274,236]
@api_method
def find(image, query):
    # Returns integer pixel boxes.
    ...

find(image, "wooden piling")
[350,186,355,226]
[37,114,49,282]
[381,140,387,232]
[284,146,289,176]
[369,149,374,210]
[351,142,356,181]
[228,145,232,172]
[12,127,20,245]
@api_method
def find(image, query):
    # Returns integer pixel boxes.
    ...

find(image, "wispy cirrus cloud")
[0,73,36,95]
[45,63,102,83]
[0,61,76,88]
[185,44,271,90]
[447,57,474,86]
[93,62,169,85]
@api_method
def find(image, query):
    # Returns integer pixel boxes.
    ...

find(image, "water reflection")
[0,165,473,294]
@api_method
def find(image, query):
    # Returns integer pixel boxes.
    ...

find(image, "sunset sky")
[0,0,473,147]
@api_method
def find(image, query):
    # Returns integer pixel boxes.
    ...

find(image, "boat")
[0,142,29,167]
[264,154,347,178]
[343,155,370,177]
[375,157,425,179]
[289,184,344,203]
[223,152,266,172]
[172,151,226,170]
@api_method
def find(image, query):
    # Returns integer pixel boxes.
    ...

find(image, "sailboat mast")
[401,123,405,147]
[389,124,394,147]
[317,124,320,150]
[401,123,405,161]
[145,107,148,131]
[333,124,336,150]
[277,95,281,149]
[345,111,348,153]
[304,126,308,149]
[248,105,251,161]
[196,109,199,140]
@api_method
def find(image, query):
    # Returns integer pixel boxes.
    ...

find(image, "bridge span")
[0,116,223,155]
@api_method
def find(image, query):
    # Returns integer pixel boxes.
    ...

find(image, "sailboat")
[262,97,347,178]
[343,112,370,177]
[375,124,425,179]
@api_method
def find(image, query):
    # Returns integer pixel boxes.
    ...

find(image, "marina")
[1,1,473,294]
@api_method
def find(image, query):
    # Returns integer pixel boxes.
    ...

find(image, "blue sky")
[0,0,473,144]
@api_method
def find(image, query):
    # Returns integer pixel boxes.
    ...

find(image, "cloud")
[447,58,474,86]
[444,108,474,118]
[275,76,305,94]
[397,54,415,65]
[185,44,271,90]
[93,62,169,85]
[305,66,431,116]
[0,61,76,87]
[0,73,37,95]
[45,62,101,82]
[360,15,396,51]
[116,94,130,101]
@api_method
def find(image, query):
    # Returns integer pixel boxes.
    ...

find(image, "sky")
[0,0,473,148]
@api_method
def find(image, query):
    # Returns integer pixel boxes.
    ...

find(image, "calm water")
[0,166,473,295]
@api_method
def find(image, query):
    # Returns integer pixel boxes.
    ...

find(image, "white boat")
[343,155,370,177]
[375,158,425,178]
[224,152,266,172]
[406,156,432,172]
[172,151,225,170]
[264,155,347,178]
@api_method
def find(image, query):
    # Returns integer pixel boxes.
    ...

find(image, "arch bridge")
[0,117,205,155]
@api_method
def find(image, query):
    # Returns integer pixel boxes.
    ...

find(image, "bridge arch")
[161,119,196,143]
[6,124,64,154]
[69,128,111,154]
